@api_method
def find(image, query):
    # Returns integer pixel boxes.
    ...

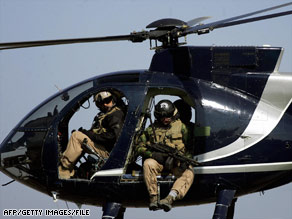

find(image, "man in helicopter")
[136,100,194,212]
[58,91,125,179]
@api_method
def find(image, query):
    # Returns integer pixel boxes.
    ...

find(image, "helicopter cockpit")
[0,76,131,182]
[57,87,128,180]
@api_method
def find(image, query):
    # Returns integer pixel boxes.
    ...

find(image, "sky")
[0,0,292,218]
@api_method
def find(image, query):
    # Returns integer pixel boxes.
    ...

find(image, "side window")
[58,89,128,180]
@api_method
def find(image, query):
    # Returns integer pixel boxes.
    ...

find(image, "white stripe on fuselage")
[90,168,124,179]
[89,161,292,177]
[194,161,292,174]
[194,50,292,163]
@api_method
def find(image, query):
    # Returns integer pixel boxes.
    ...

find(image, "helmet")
[94,91,113,105]
[154,100,175,119]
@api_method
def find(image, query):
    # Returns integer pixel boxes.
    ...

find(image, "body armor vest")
[150,120,185,153]
[92,106,120,134]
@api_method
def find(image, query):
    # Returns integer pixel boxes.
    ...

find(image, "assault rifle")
[147,143,201,167]
[82,138,106,167]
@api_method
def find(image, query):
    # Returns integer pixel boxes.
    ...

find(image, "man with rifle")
[136,99,195,212]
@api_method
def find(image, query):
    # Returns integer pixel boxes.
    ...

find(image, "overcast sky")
[0,0,292,218]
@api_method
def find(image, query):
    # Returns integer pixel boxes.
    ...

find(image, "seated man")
[58,91,125,179]
[136,99,194,212]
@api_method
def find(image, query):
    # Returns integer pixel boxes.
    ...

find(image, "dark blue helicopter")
[1,3,292,219]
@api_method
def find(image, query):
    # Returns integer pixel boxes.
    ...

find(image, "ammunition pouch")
[151,151,167,165]
[179,161,189,171]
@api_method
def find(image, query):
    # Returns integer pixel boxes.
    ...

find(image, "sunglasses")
[158,112,173,119]
[96,96,113,105]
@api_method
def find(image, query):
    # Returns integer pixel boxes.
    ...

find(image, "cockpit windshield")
[0,80,94,179]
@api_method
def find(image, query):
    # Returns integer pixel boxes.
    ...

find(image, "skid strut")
[213,189,236,219]
[102,202,126,219]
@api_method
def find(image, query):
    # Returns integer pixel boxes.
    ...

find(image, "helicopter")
[1,1,292,219]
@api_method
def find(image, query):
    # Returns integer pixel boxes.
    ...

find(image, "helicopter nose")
[0,133,31,179]
[0,126,45,179]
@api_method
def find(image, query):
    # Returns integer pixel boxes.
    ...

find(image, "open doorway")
[57,88,128,180]
[124,88,197,178]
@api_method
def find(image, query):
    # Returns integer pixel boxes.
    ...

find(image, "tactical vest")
[149,120,185,153]
[92,106,120,134]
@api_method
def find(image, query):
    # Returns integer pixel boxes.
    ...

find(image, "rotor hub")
[146,18,187,50]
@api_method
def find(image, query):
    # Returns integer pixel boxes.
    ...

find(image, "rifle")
[147,143,201,167]
[81,138,106,167]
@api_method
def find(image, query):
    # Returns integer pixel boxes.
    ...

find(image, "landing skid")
[101,190,238,219]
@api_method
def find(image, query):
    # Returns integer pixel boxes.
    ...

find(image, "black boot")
[149,195,159,211]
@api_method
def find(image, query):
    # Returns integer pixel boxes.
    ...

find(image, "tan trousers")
[60,131,109,170]
[143,158,194,200]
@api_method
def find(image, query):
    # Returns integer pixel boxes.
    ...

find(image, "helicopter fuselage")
[1,46,292,208]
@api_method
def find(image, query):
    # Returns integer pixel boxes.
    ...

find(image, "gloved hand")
[79,128,94,139]
[78,127,85,132]
[151,152,166,165]
[72,127,84,133]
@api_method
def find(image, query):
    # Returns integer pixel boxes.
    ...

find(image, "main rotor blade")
[184,2,292,35]
[215,10,292,30]
[0,33,147,50]
[186,16,211,27]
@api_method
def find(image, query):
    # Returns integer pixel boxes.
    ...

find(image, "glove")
[151,152,166,165]
[71,127,84,133]
[78,127,85,132]
[80,129,94,139]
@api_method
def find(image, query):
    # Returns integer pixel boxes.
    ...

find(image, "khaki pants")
[60,131,109,170]
[143,158,194,200]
